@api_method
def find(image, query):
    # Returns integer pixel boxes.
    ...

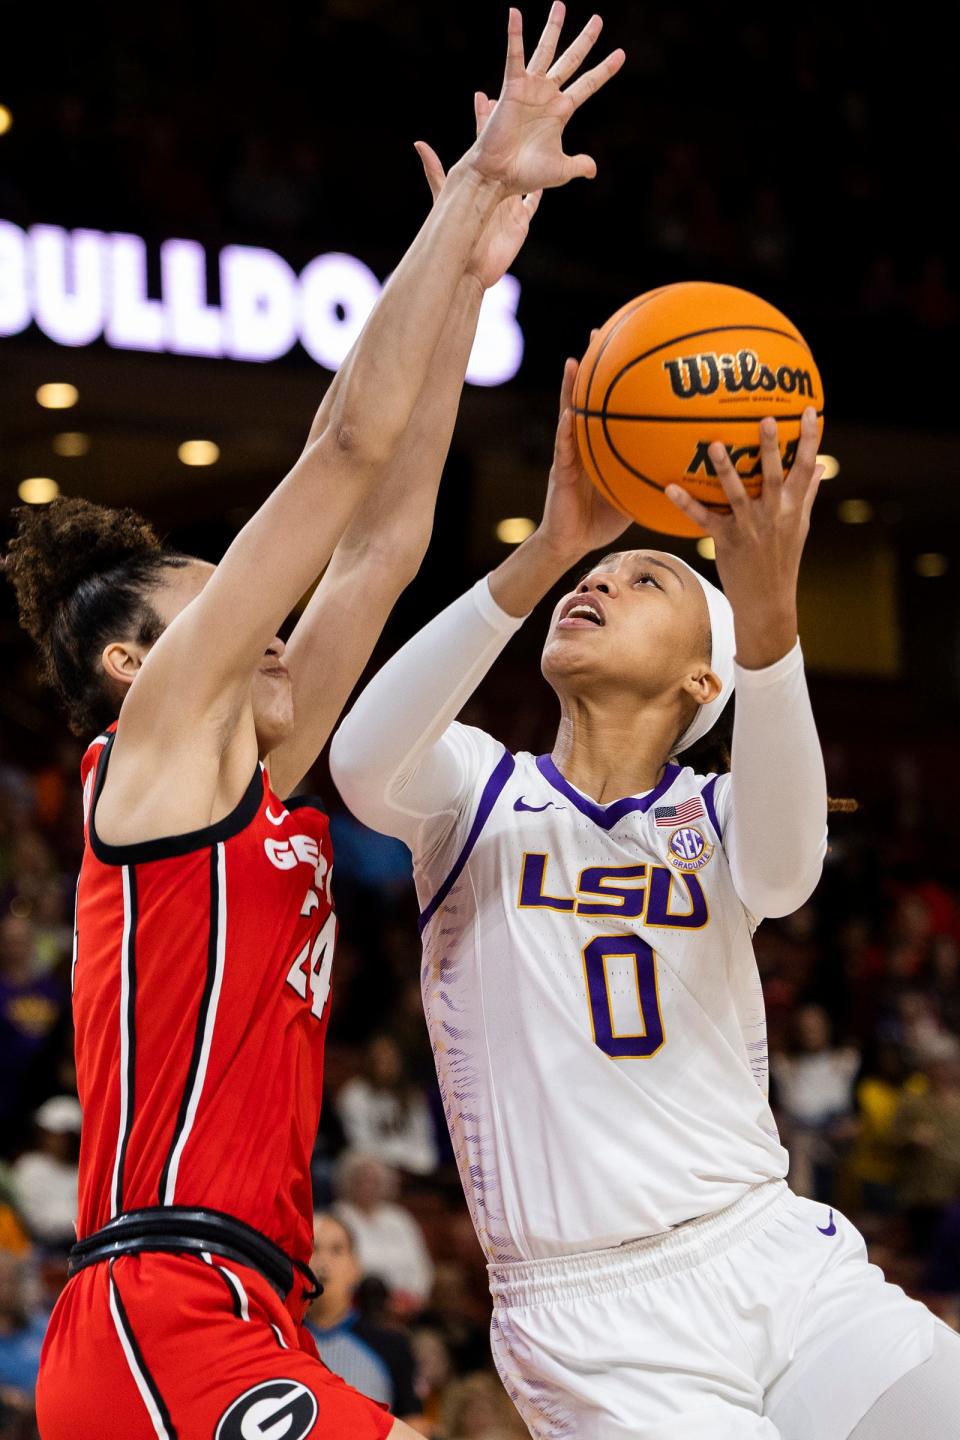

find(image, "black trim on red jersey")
[158,846,221,1204]
[109,1260,179,1439]
[114,866,138,1215]
[283,794,327,813]
[88,732,263,866]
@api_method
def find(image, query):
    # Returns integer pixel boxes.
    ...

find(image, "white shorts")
[488,1181,934,1440]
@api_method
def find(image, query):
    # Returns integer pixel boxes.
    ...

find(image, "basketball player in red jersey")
[3,11,624,1437]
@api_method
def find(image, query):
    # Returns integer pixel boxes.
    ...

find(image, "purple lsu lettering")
[517,854,708,929]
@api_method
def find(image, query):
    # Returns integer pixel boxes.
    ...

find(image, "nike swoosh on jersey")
[513,798,562,813]
[266,805,290,825]
[817,1208,837,1236]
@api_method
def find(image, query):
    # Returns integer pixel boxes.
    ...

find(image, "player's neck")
[551,699,678,802]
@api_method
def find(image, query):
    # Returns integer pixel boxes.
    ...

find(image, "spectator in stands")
[818,913,886,1044]
[441,1371,524,1440]
[410,1326,453,1433]
[926,935,960,1035]
[896,990,956,1068]
[337,1034,439,1177]
[0,915,67,1152]
[847,1040,923,1214]
[890,1049,960,1252]
[29,878,71,978]
[0,1251,46,1410]
[923,1192,960,1325]
[4,832,58,917]
[771,1003,860,1201]
[333,1152,434,1311]
[10,1096,80,1250]
[418,1262,489,1376]
[307,1211,421,1424]
[0,1170,29,1260]
[887,891,935,984]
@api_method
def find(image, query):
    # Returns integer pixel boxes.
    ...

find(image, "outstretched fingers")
[801,463,826,524]
[552,358,580,469]
[562,151,598,182]
[784,406,822,503]
[547,12,602,86]
[474,90,495,137]
[563,45,626,110]
[664,484,716,536]
[504,8,526,83]
[414,141,445,203]
[708,441,752,516]
[528,0,566,75]
[758,417,785,508]
[481,6,624,194]
[559,355,578,416]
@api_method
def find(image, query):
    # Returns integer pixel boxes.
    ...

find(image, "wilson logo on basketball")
[662,349,814,401]
[572,281,824,538]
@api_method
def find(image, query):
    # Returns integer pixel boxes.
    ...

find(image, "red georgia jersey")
[73,727,335,1275]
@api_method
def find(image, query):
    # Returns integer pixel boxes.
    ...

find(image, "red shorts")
[36,1251,395,1440]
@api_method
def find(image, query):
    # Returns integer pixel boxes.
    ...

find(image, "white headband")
[672,559,736,754]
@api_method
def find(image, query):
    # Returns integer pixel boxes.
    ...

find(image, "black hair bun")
[4,497,161,645]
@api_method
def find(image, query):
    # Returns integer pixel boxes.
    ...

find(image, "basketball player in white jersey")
[330,358,960,1437]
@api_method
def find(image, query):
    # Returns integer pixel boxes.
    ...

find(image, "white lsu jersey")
[414,724,789,1265]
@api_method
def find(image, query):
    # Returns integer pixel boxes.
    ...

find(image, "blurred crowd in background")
[3,2,960,1436]
[2,2,956,420]
[2,667,960,1439]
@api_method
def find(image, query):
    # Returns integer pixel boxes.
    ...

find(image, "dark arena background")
[1,4,959,1436]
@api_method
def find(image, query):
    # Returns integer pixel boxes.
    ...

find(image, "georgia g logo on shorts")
[215,1379,317,1440]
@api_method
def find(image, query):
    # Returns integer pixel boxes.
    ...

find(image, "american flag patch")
[654,797,705,827]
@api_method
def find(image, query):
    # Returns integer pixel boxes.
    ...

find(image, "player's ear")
[683,666,722,709]
[101,640,146,690]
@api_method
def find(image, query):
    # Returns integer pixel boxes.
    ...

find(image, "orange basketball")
[573,282,825,537]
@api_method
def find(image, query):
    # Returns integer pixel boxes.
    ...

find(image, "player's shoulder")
[659,763,731,839]
[666,760,724,794]
[440,722,518,792]
[80,727,114,786]
[79,727,115,830]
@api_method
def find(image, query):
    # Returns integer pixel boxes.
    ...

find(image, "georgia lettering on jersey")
[73,727,336,1303]
[414,726,787,1264]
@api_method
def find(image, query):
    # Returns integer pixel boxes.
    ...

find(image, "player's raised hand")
[415,91,542,290]
[537,355,631,562]
[665,407,824,668]
[468,4,625,197]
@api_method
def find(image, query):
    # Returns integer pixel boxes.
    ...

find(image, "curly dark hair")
[4,497,191,736]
